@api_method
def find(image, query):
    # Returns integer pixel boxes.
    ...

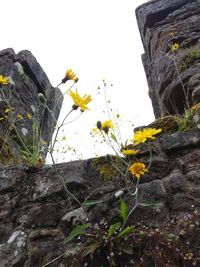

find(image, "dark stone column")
[136,0,200,118]
[0,48,63,165]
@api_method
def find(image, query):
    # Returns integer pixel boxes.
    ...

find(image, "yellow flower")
[91,127,101,136]
[17,114,23,120]
[62,69,78,83]
[5,108,14,113]
[171,43,179,51]
[99,120,115,133]
[184,252,193,260]
[68,89,92,111]
[36,156,46,168]
[41,140,48,145]
[92,120,115,135]
[0,75,10,86]
[26,113,32,119]
[121,149,139,156]
[169,32,174,38]
[129,162,148,179]
[131,128,162,146]
[101,120,114,132]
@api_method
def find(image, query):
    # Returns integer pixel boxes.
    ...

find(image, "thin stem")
[50,153,90,221]
[103,83,111,120]
[161,49,190,111]
[147,142,153,169]
[172,55,190,109]
[104,133,129,167]
[109,160,127,178]
[41,251,66,267]
[56,82,63,88]
[62,112,82,126]
[50,109,74,152]
[56,81,76,99]
[121,179,139,229]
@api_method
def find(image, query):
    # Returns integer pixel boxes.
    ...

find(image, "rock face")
[136,0,200,118]
[0,48,63,165]
[1,1,200,266]
[0,127,200,266]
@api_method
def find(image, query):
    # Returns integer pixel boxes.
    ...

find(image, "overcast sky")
[0,0,154,162]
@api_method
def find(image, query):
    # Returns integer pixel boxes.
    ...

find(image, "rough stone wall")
[136,0,200,118]
[1,1,200,266]
[0,128,200,266]
[0,49,63,164]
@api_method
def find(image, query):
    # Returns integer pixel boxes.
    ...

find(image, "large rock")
[0,127,200,266]
[0,48,63,165]
[136,0,200,118]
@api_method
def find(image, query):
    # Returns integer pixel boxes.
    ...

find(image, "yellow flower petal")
[131,128,162,146]
[26,113,32,119]
[17,114,23,120]
[62,69,78,83]
[0,75,10,86]
[171,43,179,52]
[68,89,92,111]
[129,162,148,179]
[121,149,139,156]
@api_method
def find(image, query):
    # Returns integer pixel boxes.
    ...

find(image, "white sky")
[0,0,155,162]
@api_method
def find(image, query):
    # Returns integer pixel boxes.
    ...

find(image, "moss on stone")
[92,155,126,181]
[148,103,200,134]
[178,46,200,71]
[148,115,179,134]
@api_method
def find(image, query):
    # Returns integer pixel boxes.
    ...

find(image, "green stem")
[172,55,190,110]
[121,179,139,229]
[1,91,32,156]
[50,152,90,221]
[50,109,74,152]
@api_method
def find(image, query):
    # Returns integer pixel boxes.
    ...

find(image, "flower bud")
[97,121,102,130]
[38,93,46,104]
[72,104,78,110]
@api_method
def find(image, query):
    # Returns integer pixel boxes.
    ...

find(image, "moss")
[0,137,13,164]
[178,46,200,71]
[92,155,126,181]
[21,73,29,81]
[0,137,24,165]
[148,115,179,134]
[175,103,200,131]
[190,102,200,116]
[148,103,200,134]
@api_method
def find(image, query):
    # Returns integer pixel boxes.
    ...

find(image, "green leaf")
[110,133,118,144]
[139,201,162,207]
[115,243,133,255]
[108,222,121,237]
[64,224,91,244]
[83,199,103,206]
[82,243,100,258]
[116,226,134,239]
[120,197,128,223]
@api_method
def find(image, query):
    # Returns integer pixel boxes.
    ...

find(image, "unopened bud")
[97,121,102,130]
[38,93,46,104]
[72,104,78,110]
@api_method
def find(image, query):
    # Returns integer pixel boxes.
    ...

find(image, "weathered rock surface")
[136,0,200,117]
[0,48,63,164]
[0,127,200,266]
[1,1,200,266]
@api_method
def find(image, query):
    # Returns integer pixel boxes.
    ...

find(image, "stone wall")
[136,0,200,118]
[0,49,63,165]
[1,0,200,266]
[1,127,200,266]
